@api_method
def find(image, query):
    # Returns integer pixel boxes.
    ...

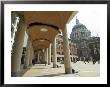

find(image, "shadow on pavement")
[36,73,65,77]
[20,66,32,76]
[34,64,46,66]
[31,67,47,69]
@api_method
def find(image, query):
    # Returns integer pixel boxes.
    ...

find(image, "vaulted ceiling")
[23,11,78,50]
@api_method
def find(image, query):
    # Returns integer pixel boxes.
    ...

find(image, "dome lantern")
[76,16,79,24]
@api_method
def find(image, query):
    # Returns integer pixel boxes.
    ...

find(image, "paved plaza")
[20,61,100,77]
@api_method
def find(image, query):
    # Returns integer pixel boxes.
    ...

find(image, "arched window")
[81,32,83,37]
[75,33,78,38]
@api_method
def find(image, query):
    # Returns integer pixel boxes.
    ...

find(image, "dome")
[70,17,91,41]
[72,23,87,32]
[72,17,87,32]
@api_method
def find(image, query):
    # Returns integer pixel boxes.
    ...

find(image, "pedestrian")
[95,48,100,64]
[91,47,97,64]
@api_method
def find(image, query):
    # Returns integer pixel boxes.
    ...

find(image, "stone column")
[44,49,47,64]
[72,57,74,62]
[24,39,31,69]
[32,48,34,61]
[62,26,72,74]
[44,48,48,65]
[37,52,40,63]
[48,44,51,65]
[42,49,45,63]
[29,42,33,66]
[53,37,57,68]
[46,48,48,64]
[11,15,26,76]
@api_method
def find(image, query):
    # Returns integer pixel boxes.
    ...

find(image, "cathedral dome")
[72,18,87,32]
[72,23,87,32]
[70,17,91,42]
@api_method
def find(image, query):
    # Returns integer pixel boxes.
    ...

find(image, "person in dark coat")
[91,48,96,64]
[94,48,100,64]
[83,48,90,64]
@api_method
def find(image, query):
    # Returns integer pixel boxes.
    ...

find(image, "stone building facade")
[56,34,78,61]
[70,17,91,42]
[70,17,100,61]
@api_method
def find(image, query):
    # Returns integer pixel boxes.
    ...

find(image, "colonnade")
[11,13,73,77]
[11,15,26,76]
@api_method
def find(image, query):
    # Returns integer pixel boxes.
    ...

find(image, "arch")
[28,22,59,31]
[33,38,51,43]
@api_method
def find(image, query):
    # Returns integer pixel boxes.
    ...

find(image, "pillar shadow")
[34,64,46,66]
[31,67,47,69]
[20,66,32,76]
[36,73,65,77]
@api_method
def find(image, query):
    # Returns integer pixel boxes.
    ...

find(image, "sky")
[67,5,106,38]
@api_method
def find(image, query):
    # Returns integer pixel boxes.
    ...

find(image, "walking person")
[91,47,96,64]
[94,48,100,64]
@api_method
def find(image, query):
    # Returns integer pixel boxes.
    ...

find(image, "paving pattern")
[21,61,100,77]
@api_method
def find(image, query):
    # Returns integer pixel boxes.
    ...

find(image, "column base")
[23,65,28,69]
[48,63,51,65]
[36,61,41,64]
[65,67,72,74]
[53,64,57,68]
[29,64,32,67]
[11,72,20,77]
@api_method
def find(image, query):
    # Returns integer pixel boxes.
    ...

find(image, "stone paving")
[21,61,100,77]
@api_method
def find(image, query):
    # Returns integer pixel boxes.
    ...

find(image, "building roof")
[72,17,88,32]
